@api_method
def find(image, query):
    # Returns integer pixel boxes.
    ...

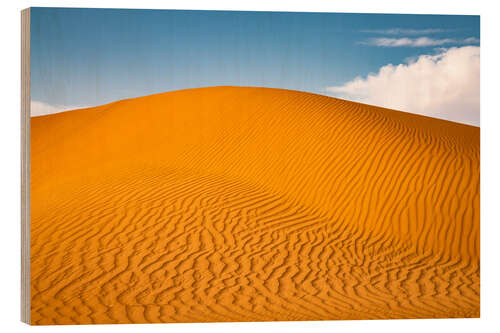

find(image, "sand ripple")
[30,87,479,324]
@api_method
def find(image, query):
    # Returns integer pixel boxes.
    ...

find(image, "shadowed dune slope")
[30,86,479,324]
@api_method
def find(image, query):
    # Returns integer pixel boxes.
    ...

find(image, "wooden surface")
[21,7,31,325]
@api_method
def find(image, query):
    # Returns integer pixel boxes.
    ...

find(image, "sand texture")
[30,87,480,324]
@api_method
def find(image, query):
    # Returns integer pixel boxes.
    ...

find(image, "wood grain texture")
[30,87,479,324]
[21,7,31,324]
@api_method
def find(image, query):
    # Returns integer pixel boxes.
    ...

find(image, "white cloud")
[361,28,449,35]
[463,37,480,44]
[30,101,90,117]
[325,46,480,126]
[361,37,479,47]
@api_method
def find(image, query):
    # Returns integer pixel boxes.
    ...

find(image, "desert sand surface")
[30,86,479,324]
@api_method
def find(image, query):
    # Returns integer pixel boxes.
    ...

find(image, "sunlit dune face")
[30,86,479,324]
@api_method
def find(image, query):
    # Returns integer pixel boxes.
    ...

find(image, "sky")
[30,8,480,125]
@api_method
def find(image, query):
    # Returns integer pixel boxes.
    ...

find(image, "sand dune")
[30,86,479,324]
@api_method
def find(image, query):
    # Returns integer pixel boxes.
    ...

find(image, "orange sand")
[30,87,480,324]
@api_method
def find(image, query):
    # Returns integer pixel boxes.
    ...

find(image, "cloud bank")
[30,101,90,117]
[360,28,449,35]
[360,37,479,47]
[325,46,480,126]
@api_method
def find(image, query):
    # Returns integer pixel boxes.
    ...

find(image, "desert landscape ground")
[30,86,479,324]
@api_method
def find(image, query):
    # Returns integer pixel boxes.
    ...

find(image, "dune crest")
[30,86,479,324]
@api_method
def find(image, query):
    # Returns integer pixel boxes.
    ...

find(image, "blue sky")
[30,8,480,124]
